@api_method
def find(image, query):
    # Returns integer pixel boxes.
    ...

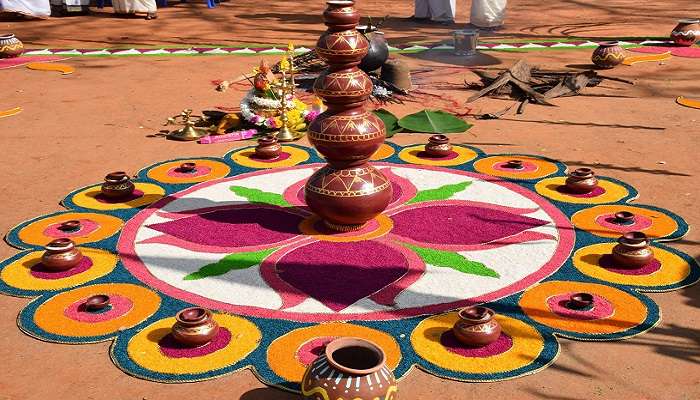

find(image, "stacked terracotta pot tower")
[305,0,392,232]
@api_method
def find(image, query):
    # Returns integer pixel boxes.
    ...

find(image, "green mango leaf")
[404,244,499,278]
[184,248,277,280]
[373,109,403,138]
[230,186,290,207]
[407,181,471,204]
[398,109,472,134]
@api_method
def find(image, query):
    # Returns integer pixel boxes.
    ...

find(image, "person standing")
[112,0,157,19]
[0,0,50,18]
[413,0,456,24]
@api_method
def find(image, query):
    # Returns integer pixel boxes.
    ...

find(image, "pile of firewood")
[466,60,633,118]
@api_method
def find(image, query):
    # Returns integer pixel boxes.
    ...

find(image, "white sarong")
[0,0,50,18]
[112,0,155,14]
[414,0,456,22]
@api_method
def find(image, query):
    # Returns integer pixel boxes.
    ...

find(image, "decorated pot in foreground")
[565,167,598,194]
[302,337,397,400]
[41,238,84,271]
[171,307,219,347]
[101,171,136,199]
[0,33,23,59]
[452,306,501,347]
[424,134,453,158]
[611,231,654,268]
[671,19,700,46]
[591,41,625,69]
[305,165,392,231]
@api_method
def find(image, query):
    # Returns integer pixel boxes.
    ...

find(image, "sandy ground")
[1,0,699,48]
[1,1,700,399]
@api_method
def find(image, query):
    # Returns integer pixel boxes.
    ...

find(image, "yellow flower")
[279,56,290,72]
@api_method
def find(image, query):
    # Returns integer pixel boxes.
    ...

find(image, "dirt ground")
[1,1,700,399]
[1,0,698,48]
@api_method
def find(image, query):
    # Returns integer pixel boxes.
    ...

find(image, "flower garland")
[240,89,318,130]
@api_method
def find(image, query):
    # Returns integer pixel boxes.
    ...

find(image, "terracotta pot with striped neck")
[301,337,397,400]
[671,19,700,46]
[0,33,23,59]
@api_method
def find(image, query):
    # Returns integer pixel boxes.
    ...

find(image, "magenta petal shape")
[145,205,304,250]
[390,203,550,247]
[274,240,411,312]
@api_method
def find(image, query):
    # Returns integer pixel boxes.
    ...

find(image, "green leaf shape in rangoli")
[398,109,473,134]
[229,186,290,207]
[404,244,499,278]
[184,248,277,280]
[407,181,471,204]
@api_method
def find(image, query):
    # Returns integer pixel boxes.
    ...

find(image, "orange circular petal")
[519,280,647,335]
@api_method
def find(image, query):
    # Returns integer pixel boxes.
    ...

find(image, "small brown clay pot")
[101,171,135,199]
[0,33,24,59]
[504,159,524,169]
[565,167,598,194]
[255,135,282,159]
[177,162,197,173]
[59,220,82,232]
[84,294,111,311]
[612,231,654,268]
[452,306,501,347]
[591,41,625,69]
[41,238,84,271]
[671,19,700,46]
[567,292,594,310]
[301,337,396,400]
[322,0,360,31]
[425,134,453,158]
[171,307,219,347]
[613,211,635,225]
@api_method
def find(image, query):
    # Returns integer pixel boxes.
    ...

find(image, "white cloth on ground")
[0,0,50,18]
[414,0,456,22]
[112,0,156,14]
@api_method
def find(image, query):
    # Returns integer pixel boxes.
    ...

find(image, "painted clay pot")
[171,307,219,347]
[308,108,385,167]
[452,306,501,347]
[41,238,84,271]
[306,0,392,231]
[567,292,594,310]
[312,69,373,108]
[58,220,82,232]
[101,171,135,199]
[613,211,635,225]
[84,294,111,311]
[671,19,700,46]
[0,33,23,59]
[305,165,392,231]
[357,27,389,73]
[254,135,282,159]
[504,159,524,169]
[177,162,197,173]
[322,0,361,31]
[611,231,654,268]
[302,337,396,400]
[316,27,369,70]
[591,41,625,69]
[424,134,453,158]
[565,167,598,194]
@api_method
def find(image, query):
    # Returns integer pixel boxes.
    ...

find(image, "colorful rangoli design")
[1,143,697,390]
